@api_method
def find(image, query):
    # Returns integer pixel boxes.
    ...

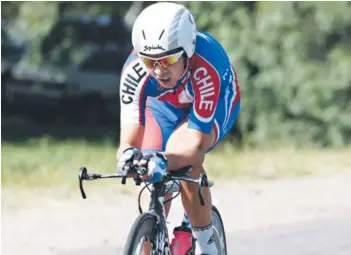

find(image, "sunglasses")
[139,50,184,68]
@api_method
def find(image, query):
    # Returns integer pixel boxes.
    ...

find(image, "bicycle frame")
[147,182,172,254]
[78,166,213,255]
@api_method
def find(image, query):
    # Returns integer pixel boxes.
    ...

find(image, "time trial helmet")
[132,2,196,58]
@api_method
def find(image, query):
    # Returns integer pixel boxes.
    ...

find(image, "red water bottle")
[170,223,193,255]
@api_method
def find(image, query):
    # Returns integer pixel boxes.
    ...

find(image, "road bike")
[78,164,227,254]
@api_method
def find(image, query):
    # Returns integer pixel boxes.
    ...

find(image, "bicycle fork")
[155,222,172,255]
[148,183,172,254]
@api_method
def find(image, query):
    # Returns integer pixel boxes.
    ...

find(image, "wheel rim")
[212,212,226,254]
[134,236,154,255]
[134,236,146,255]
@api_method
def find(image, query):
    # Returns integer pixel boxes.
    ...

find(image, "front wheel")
[123,213,158,255]
[211,205,227,255]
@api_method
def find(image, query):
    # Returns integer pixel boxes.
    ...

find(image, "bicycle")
[78,164,227,255]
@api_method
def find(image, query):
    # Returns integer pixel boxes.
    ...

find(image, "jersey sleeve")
[119,56,150,126]
[188,54,221,134]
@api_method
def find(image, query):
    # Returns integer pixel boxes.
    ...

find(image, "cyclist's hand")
[138,152,168,183]
[117,147,143,175]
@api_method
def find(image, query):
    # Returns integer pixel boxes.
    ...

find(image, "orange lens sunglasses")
[140,51,184,68]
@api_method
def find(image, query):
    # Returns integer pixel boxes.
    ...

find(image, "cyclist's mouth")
[158,77,172,86]
[158,77,170,82]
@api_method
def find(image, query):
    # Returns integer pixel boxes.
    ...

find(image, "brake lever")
[78,167,88,199]
[198,173,209,206]
[200,173,209,187]
[198,185,204,206]
[121,162,133,185]
[121,163,147,184]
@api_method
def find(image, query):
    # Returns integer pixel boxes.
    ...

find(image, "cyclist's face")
[146,56,186,89]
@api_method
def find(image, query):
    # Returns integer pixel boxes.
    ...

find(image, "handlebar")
[78,165,213,206]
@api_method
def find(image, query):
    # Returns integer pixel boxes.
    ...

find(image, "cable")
[137,182,153,214]
[163,180,181,205]
[137,179,183,214]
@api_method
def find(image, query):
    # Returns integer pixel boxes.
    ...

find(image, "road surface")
[2,172,351,255]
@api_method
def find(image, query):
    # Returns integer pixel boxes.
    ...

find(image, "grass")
[2,137,351,190]
[206,142,351,180]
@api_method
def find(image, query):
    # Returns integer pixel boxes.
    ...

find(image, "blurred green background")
[2,1,351,188]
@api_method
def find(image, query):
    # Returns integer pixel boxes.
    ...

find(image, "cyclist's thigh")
[141,97,188,153]
[208,76,240,152]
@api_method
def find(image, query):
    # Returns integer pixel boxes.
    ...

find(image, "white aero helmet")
[132,2,196,58]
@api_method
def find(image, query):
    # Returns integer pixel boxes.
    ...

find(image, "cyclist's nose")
[153,63,168,77]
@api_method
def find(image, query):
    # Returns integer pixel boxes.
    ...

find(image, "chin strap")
[178,58,190,85]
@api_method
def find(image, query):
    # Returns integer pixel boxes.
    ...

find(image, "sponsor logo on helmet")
[144,45,166,52]
[188,14,194,24]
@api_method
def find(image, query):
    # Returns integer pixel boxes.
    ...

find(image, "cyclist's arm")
[116,124,144,159]
[163,62,221,170]
[116,56,150,159]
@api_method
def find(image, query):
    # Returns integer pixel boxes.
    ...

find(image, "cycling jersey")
[119,30,240,144]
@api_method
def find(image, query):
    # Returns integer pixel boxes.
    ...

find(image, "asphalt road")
[3,172,351,255]
[60,216,351,255]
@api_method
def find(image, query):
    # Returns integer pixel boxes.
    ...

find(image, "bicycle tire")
[211,205,227,255]
[123,212,158,255]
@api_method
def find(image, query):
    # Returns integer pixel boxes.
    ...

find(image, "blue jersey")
[119,31,240,135]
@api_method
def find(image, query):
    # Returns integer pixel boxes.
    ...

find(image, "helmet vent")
[158,29,165,40]
[188,14,194,24]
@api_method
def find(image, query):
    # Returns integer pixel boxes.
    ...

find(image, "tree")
[184,1,351,147]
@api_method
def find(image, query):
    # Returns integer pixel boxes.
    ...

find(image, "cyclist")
[116,2,240,254]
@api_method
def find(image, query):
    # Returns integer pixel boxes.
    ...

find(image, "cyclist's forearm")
[117,124,145,159]
[116,143,134,159]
